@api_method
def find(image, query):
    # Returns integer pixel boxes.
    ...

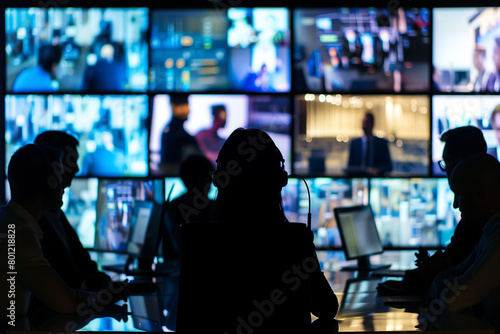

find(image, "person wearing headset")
[209,128,338,331]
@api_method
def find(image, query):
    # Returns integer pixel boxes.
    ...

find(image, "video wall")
[3,3,500,248]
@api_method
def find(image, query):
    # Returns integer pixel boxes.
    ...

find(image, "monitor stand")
[340,256,391,272]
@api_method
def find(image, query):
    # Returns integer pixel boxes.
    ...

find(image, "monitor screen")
[370,178,460,247]
[294,8,430,92]
[282,177,368,247]
[149,94,291,176]
[149,8,290,92]
[433,7,500,93]
[5,8,149,93]
[165,177,217,201]
[432,95,500,175]
[294,94,430,177]
[94,179,156,253]
[5,94,149,177]
[126,200,162,259]
[334,205,384,260]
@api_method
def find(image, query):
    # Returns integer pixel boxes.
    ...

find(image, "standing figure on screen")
[34,131,114,293]
[469,45,489,93]
[80,130,125,177]
[489,105,500,159]
[194,104,227,165]
[347,112,392,177]
[160,95,201,175]
[12,44,62,92]
[82,43,127,91]
[486,37,500,92]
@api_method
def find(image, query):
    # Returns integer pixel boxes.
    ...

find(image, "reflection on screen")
[370,178,460,247]
[294,8,430,92]
[432,95,500,175]
[94,180,154,252]
[150,8,290,92]
[149,94,291,176]
[433,7,500,93]
[5,8,149,92]
[5,95,149,177]
[282,178,368,247]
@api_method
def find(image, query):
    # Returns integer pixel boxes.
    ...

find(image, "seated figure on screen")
[80,130,125,176]
[194,104,227,164]
[162,155,214,263]
[347,112,392,177]
[34,131,113,293]
[0,144,128,323]
[209,128,338,328]
[378,126,488,296]
[12,44,62,92]
[486,37,500,93]
[160,95,202,175]
[426,153,500,331]
[469,45,489,93]
[489,105,500,159]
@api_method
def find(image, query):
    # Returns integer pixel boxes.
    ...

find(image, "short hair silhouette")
[170,94,189,105]
[179,155,214,192]
[8,144,61,202]
[211,104,226,117]
[440,126,487,158]
[364,111,375,125]
[38,44,63,73]
[35,131,79,150]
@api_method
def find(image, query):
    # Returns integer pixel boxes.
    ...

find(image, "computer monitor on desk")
[334,205,390,272]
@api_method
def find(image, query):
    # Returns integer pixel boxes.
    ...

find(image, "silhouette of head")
[362,112,374,137]
[450,153,500,223]
[212,128,288,224]
[8,144,63,208]
[440,126,487,180]
[35,131,80,188]
[211,105,227,129]
[180,155,214,197]
[38,44,62,74]
[170,94,190,121]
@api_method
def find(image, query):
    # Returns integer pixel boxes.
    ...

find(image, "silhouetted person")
[347,112,392,177]
[378,126,488,296]
[427,153,500,331]
[12,44,62,92]
[0,145,127,326]
[34,131,112,292]
[195,104,227,164]
[179,128,338,332]
[162,155,214,263]
[160,95,201,175]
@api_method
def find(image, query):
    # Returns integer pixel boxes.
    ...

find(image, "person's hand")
[417,250,447,282]
[107,279,129,304]
[414,246,429,268]
[84,272,112,291]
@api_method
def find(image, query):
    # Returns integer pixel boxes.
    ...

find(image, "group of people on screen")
[2,123,500,332]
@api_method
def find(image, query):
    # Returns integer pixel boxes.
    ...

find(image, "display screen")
[433,7,500,93]
[149,94,291,176]
[294,8,430,92]
[294,94,430,177]
[5,8,149,93]
[149,8,290,92]
[432,95,500,175]
[5,94,149,177]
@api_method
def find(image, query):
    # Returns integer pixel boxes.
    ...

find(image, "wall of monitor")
[2,1,499,249]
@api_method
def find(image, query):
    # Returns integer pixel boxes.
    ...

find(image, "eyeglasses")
[438,160,446,172]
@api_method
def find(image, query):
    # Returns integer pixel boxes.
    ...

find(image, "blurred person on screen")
[12,44,62,92]
[160,95,202,175]
[378,126,488,297]
[489,105,500,159]
[346,112,392,177]
[82,43,127,91]
[469,45,489,93]
[486,37,500,92]
[80,130,125,176]
[34,131,113,294]
[0,144,127,326]
[195,104,227,164]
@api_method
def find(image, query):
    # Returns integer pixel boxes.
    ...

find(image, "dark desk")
[6,251,495,333]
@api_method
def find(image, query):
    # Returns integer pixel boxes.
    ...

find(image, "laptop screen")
[334,205,384,260]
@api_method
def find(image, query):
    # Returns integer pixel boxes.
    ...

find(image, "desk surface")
[7,251,494,333]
